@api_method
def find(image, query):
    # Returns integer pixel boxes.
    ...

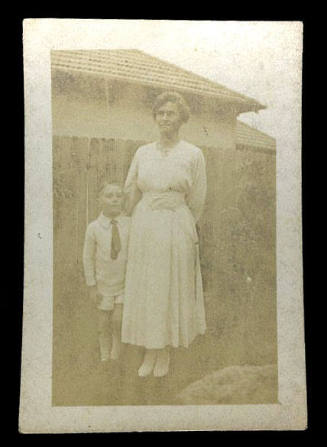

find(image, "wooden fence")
[53,136,238,285]
[53,136,276,366]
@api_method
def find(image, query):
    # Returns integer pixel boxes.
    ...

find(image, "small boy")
[83,182,130,362]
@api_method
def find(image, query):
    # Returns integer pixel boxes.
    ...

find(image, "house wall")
[51,75,236,149]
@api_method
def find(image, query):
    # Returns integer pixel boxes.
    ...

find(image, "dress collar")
[97,213,121,229]
[156,139,182,156]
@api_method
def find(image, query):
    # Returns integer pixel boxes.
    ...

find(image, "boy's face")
[100,185,123,217]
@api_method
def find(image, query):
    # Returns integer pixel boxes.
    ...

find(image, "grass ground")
[52,267,277,406]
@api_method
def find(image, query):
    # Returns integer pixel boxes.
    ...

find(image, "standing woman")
[122,92,207,377]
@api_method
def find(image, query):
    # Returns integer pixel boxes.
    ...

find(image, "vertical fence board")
[88,138,101,223]
[104,138,115,184]
[72,137,89,269]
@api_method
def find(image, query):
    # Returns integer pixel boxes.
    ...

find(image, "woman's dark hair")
[152,91,190,124]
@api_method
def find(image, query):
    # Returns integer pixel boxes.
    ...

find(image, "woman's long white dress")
[121,140,207,349]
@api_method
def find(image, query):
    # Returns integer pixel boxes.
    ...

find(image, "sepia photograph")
[52,48,277,406]
[21,19,305,432]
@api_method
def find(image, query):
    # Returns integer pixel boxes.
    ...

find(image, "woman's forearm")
[125,185,142,215]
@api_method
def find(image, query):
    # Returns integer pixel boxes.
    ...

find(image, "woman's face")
[155,101,183,135]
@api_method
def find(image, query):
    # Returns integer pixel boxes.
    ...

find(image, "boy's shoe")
[100,352,110,362]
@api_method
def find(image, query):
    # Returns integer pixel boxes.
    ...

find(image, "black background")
[4,7,316,441]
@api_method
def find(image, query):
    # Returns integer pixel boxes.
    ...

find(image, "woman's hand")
[151,193,180,211]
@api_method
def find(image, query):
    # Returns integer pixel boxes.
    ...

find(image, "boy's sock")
[110,334,121,360]
[99,334,110,361]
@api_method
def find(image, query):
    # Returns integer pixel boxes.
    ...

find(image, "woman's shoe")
[153,349,170,377]
[138,350,157,377]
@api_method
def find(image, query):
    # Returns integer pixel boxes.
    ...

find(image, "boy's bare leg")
[110,304,123,360]
[98,310,111,361]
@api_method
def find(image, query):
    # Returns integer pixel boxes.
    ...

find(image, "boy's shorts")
[97,294,124,311]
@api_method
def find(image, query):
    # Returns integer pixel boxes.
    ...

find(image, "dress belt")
[141,191,186,210]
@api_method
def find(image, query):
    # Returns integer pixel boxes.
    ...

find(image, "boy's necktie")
[111,219,121,260]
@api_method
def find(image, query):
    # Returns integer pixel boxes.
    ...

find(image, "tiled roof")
[236,120,275,151]
[51,49,265,113]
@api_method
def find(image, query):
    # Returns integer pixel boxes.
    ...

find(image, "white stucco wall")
[51,77,236,149]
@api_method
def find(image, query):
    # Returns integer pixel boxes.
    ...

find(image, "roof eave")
[237,103,266,114]
[52,65,266,113]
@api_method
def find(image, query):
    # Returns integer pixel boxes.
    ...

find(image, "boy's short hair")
[98,182,124,197]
